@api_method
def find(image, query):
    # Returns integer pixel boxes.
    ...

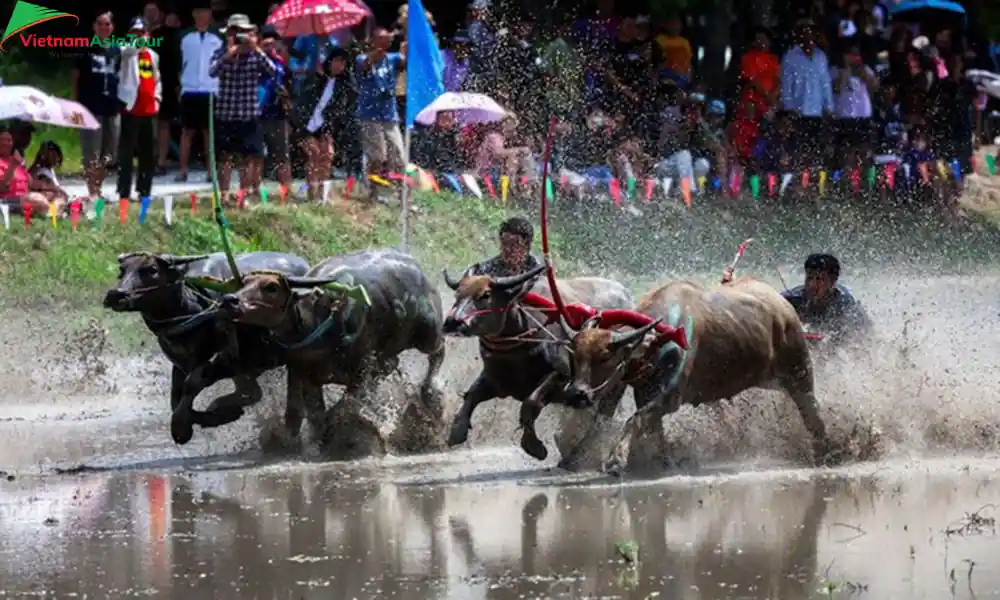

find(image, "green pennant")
[749,175,760,199]
[94,197,105,223]
[867,166,876,188]
[626,177,636,199]
[260,187,268,204]
[545,177,555,203]
[987,154,997,176]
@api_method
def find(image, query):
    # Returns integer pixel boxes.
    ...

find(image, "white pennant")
[461,173,483,199]
[163,195,174,226]
[903,163,912,180]
[779,173,793,196]
[0,204,9,230]
[322,180,331,204]
[661,177,673,197]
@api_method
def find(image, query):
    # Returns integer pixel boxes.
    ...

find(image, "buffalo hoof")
[816,440,847,467]
[447,420,471,447]
[194,406,245,428]
[520,432,549,461]
[602,456,626,478]
[171,410,194,445]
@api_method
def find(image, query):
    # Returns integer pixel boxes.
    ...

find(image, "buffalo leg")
[778,351,836,466]
[518,372,560,461]
[604,381,679,476]
[200,375,263,427]
[418,343,446,421]
[325,370,387,460]
[447,373,498,447]
[558,382,626,471]
[170,354,238,445]
[301,382,328,443]
[169,366,185,412]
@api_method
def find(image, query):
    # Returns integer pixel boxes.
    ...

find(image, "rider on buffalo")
[467,216,542,277]
[781,253,872,346]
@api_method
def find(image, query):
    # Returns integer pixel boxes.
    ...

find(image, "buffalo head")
[220,271,365,330]
[441,264,547,336]
[563,314,663,407]
[103,252,210,312]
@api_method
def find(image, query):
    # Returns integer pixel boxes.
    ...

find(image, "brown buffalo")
[563,276,837,475]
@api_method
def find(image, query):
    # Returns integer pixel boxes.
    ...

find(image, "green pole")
[207,93,242,283]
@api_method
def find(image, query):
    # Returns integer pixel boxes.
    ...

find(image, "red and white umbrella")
[267,0,371,37]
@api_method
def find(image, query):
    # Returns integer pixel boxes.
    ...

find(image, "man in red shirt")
[117,17,161,202]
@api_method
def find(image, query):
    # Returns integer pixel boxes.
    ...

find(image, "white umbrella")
[415,91,508,127]
[0,85,99,129]
[966,69,1000,100]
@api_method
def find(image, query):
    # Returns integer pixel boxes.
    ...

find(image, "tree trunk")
[700,0,732,97]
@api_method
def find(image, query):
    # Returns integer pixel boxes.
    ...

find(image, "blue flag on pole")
[404,0,444,128]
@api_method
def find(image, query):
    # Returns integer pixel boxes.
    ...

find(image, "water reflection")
[2,459,999,599]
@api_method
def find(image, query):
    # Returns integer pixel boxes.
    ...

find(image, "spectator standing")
[411,111,464,173]
[292,47,358,202]
[780,19,834,168]
[355,27,406,201]
[176,3,224,182]
[117,18,161,203]
[209,14,275,200]
[539,16,584,121]
[255,25,292,195]
[465,0,496,91]
[654,16,693,87]
[71,11,120,199]
[442,31,471,92]
[147,2,182,175]
[830,40,878,171]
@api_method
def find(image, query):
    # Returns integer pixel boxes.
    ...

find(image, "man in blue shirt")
[356,27,406,200]
[780,19,834,171]
[781,253,873,347]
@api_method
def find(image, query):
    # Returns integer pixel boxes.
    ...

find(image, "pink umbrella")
[54,98,101,130]
[267,0,371,37]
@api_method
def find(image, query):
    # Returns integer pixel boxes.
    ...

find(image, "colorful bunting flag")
[69,200,81,231]
[164,195,174,225]
[500,175,510,203]
[1,203,9,230]
[119,198,128,224]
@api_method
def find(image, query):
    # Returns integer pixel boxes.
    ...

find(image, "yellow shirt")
[655,34,692,76]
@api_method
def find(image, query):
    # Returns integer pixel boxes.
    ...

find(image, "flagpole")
[400,126,411,251]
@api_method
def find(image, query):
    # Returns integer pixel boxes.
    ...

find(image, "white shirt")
[306,78,336,134]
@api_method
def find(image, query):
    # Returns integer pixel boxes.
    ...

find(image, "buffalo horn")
[286,275,345,289]
[609,319,662,351]
[159,253,212,266]
[492,263,548,290]
[443,269,460,290]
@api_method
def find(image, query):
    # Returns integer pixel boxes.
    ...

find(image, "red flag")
[22,202,32,228]
[801,169,810,189]
[343,176,355,201]
[236,189,247,209]
[969,155,978,175]
[482,174,497,198]
[885,163,897,189]
[119,198,128,223]
[279,185,288,205]
[609,178,622,206]
[730,168,742,198]
[70,200,81,231]
[850,169,861,192]
[767,173,777,196]
[919,162,931,183]
[190,192,197,215]
[644,178,655,201]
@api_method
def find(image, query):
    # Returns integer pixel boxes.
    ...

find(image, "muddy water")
[2,454,999,598]
[1,274,999,598]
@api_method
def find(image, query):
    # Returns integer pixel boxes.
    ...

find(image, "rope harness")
[448,294,565,353]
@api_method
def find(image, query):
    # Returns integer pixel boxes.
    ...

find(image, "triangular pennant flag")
[23,203,32,228]
[482,174,497,198]
[680,176,692,208]
[163,195,174,225]
[139,196,151,224]
[189,192,197,215]
[260,187,268,203]
[1,203,9,230]
[779,173,793,196]
[343,176,355,201]
[69,200,81,231]
[560,175,567,189]
[626,177,636,200]
[767,173,777,196]
[609,178,622,206]
[903,162,912,180]
[119,198,128,224]
[236,189,247,209]
[279,184,288,205]
[49,200,57,228]
[970,155,978,175]
[461,174,483,199]
[986,154,997,175]
[94,197,106,222]
[520,175,528,187]
[644,178,655,201]
[697,175,707,194]
[426,171,441,193]
[936,160,948,179]
[712,176,721,191]
[370,174,392,187]
[867,166,876,189]
[443,173,462,194]
[730,168,741,197]
[819,170,827,195]
[885,163,896,189]
[919,162,931,183]
[851,169,861,192]
[545,177,555,203]
[801,169,809,190]
[951,159,962,182]
[832,169,842,184]
[661,177,673,197]
[500,175,510,203]
[750,175,760,198]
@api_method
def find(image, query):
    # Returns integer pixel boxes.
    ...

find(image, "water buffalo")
[441,263,634,468]
[219,249,446,457]
[103,251,310,445]
[561,276,838,475]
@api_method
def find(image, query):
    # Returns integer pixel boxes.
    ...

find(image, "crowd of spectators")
[0,0,997,216]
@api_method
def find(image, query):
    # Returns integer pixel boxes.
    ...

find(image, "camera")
[235,31,250,43]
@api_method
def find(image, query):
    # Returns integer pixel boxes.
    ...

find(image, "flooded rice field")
[1,274,999,598]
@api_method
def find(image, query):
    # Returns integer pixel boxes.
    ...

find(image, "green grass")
[1,52,83,173]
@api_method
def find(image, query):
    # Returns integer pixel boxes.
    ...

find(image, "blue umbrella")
[890,0,966,27]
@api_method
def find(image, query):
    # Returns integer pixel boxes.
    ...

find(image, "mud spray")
[0,270,998,474]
